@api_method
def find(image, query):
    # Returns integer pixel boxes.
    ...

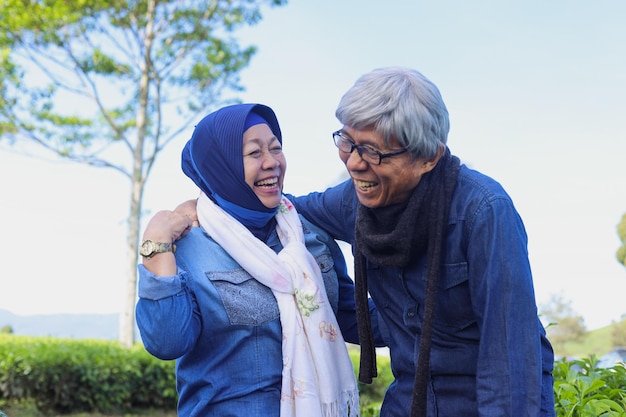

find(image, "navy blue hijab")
[181,104,283,234]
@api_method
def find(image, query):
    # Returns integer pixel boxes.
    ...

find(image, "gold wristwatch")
[140,240,176,259]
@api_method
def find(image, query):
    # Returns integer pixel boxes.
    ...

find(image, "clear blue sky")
[1,0,625,330]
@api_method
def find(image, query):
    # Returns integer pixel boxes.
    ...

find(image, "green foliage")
[553,356,626,417]
[348,346,393,415]
[0,326,12,335]
[0,0,287,163]
[0,335,176,415]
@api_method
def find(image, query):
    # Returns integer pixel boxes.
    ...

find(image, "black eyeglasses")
[332,130,408,165]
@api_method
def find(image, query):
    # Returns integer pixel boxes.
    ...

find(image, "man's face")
[337,126,437,208]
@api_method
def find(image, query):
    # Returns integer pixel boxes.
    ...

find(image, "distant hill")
[0,309,136,340]
[558,324,618,358]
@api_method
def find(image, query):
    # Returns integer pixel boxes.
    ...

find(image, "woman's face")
[243,123,286,209]
[338,126,439,208]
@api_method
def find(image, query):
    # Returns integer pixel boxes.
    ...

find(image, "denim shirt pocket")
[206,269,280,326]
[434,262,475,331]
[315,252,339,313]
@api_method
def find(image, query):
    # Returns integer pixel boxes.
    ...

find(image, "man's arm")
[294,180,388,347]
[288,179,358,244]
[469,197,544,416]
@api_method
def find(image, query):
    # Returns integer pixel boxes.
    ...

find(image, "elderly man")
[290,67,555,417]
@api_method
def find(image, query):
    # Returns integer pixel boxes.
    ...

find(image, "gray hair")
[335,67,449,160]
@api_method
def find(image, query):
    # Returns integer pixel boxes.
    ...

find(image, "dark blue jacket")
[291,166,555,417]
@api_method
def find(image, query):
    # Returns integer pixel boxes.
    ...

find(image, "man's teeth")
[355,180,376,189]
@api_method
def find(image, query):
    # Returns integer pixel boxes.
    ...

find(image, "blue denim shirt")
[136,216,383,417]
[291,166,555,417]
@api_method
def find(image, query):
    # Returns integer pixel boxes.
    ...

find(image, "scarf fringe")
[321,389,360,417]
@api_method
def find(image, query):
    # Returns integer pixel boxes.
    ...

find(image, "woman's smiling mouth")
[255,176,279,189]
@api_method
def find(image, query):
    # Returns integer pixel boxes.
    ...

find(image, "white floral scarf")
[197,193,359,417]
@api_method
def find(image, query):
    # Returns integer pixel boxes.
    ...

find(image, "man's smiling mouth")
[354,179,377,190]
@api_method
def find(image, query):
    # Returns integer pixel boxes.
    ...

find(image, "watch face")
[140,240,155,256]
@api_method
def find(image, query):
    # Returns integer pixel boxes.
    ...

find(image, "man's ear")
[421,143,446,173]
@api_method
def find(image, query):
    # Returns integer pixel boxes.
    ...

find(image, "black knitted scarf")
[354,148,460,417]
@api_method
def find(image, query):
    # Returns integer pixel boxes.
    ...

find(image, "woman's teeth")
[256,177,278,187]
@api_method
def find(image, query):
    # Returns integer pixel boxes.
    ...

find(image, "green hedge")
[0,335,392,416]
[0,335,176,415]
[1,335,625,417]
[348,348,394,416]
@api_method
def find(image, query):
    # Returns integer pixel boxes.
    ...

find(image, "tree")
[617,213,626,268]
[0,0,286,347]
[0,325,14,334]
[540,293,587,353]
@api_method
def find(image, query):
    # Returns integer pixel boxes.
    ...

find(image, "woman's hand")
[141,210,194,276]
[143,209,194,243]
[173,199,200,234]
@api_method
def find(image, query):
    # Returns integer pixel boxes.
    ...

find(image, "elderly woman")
[135,103,384,417]
[290,67,555,417]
